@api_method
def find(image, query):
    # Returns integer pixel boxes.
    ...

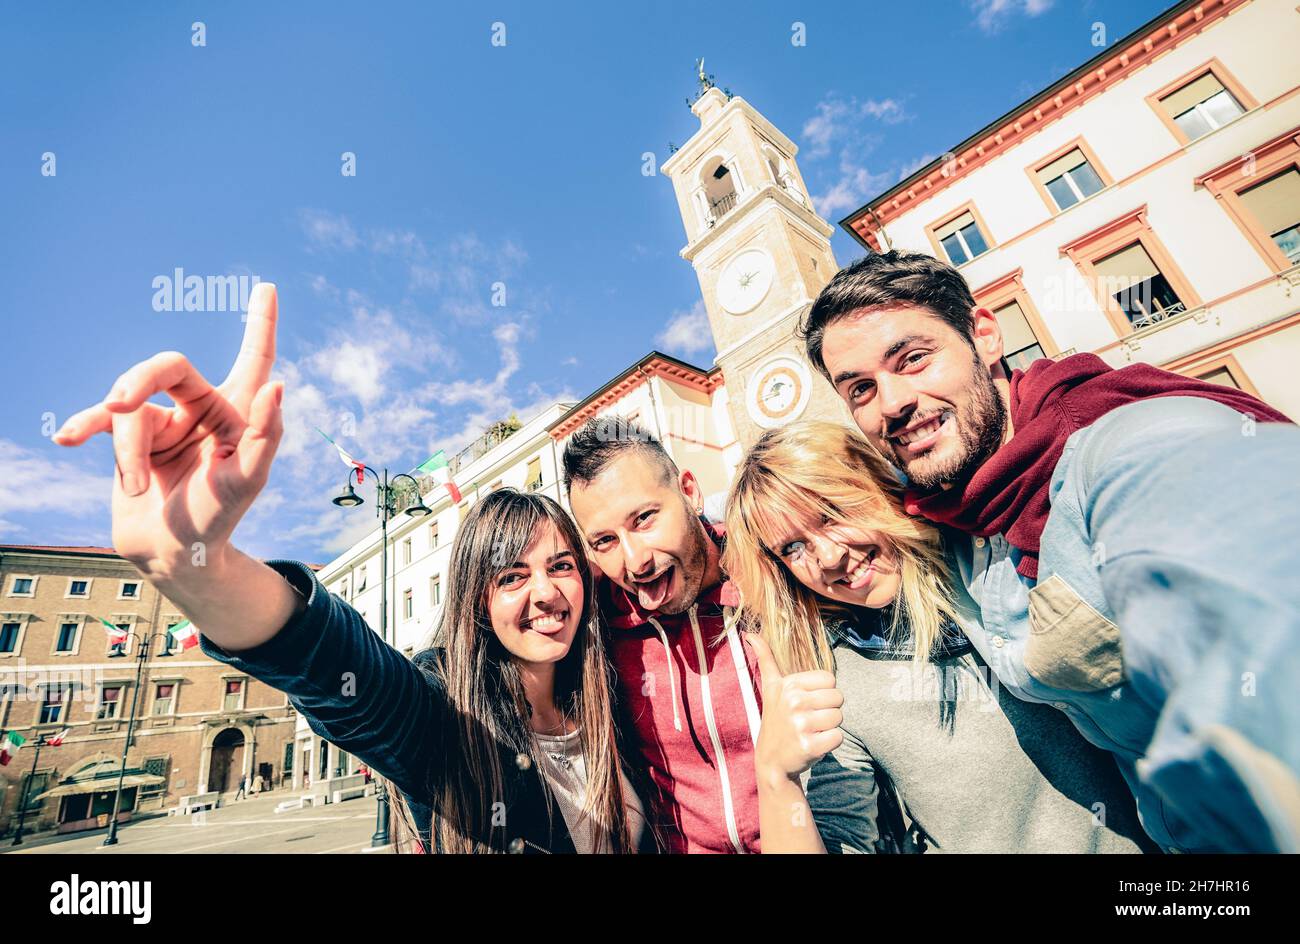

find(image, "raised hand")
[748,632,845,779]
[53,283,284,581]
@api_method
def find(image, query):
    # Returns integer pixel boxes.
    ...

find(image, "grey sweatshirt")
[806,609,1157,854]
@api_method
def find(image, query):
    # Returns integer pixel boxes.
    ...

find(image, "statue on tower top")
[688,58,731,108]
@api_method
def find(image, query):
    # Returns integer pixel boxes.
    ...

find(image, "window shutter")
[1160,72,1225,117]
[1239,168,1300,236]
[1093,243,1159,286]
[934,210,976,241]
[1036,148,1088,184]
[992,301,1039,354]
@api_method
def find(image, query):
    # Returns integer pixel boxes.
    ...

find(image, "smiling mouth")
[521,611,569,634]
[834,549,880,591]
[890,410,953,451]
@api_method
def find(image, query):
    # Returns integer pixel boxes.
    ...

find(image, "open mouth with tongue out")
[631,565,676,611]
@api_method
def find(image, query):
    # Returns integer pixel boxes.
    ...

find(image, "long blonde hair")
[722,421,959,674]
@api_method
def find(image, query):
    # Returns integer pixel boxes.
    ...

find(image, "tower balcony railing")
[707,191,738,225]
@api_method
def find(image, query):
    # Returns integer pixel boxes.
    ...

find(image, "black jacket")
[199,560,652,854]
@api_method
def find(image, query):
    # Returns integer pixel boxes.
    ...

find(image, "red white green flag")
[0,730,25,766]
[316,428,366,483]
[47,728,71,747]
[169,619,200,651]
[98,617,128,645]
[415,451,461,503]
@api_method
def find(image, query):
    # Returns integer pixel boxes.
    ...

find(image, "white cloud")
[802,95,907,159]
[299,209,360,251]
[970,0,1054,34]
[656,301,714,357]
[813,163,897,219]
[0,439,113,537]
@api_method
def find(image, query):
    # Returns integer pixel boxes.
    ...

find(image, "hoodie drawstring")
[723,607,762,747]
[647,617,683,732]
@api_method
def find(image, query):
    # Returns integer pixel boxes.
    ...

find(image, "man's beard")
[653,503,711,615]
[888,355,1007,492]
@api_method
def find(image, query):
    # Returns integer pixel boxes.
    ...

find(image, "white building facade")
[842,0,1300,417]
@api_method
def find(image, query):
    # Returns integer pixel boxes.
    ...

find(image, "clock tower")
[662,84,851,449]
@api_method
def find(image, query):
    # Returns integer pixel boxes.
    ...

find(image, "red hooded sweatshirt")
[599,520,765,854]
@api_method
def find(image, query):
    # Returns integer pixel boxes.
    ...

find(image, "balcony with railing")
[708,191,738,224]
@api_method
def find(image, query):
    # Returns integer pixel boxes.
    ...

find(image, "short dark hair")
[562,414,679,494]
[799,250,979,380]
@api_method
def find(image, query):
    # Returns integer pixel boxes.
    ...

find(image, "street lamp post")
[10,731,64,846]
[332,465,430,848]
[103,630,169,846]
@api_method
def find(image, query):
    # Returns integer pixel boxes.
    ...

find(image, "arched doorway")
[209,727,246,793]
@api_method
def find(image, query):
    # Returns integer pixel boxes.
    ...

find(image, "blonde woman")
[724,420,1154,854]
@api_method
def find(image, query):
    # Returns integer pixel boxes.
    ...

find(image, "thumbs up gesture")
[748,632,844,780]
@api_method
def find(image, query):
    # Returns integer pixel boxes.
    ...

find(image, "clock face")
[746,356,812,429]
[717,248,774,315]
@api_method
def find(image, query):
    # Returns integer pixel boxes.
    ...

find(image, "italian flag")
[415,451,462,503]
[0,730,25,766]
[47,728,71,747]
[98,617,128,645]
[169,618,200,651]
[316,428,367,483]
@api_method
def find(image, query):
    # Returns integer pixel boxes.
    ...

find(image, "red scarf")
[904,353,1290,580]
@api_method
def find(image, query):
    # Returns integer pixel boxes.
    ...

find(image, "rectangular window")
[1036,148,1104,211]
[403,588,413,620]
[153,683,175,715]
[1238,168,1300,265]
[357,566,368,592]
[140,756,169,798]
[402,537,412,565]
[429,521,440,548]
[97,685,124,720]
[40,687,65,724]
[525,456,543,492]
[224,679,243,712]
[110,624,131,657]
[120,581,139,599]
[10,577,33,596]
[55,622,78,652]
[1198,367,1240,389]
[992,300,1047,372]
[431,575,442,608]
[68,579,89,597]
[1159,72,1244,142]
[0,622,18,653]
[22,772,50,812]
[1093,243,1187,329]
[933,210,990,266]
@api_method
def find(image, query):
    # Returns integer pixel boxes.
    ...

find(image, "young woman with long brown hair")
[391,488,650,852]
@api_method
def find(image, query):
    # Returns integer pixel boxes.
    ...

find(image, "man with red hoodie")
[564,417,763,853]
[801,249,1300,853]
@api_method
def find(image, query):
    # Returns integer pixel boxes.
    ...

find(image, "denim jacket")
[949,396,1300,852]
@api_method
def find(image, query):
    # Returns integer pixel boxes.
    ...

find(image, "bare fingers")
[53,402,115,446]
[220,282,279,412]
[105,351,216,414]
[111,404,172,497]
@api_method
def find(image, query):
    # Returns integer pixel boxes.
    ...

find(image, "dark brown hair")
[800,250,979,380]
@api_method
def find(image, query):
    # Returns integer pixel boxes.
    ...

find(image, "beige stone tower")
[662,85,852,449]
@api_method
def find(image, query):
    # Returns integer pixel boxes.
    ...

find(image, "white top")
[534,728,648,853]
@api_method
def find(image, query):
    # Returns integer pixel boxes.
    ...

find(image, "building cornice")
[547,353,722,441]
[841,0,1251,250]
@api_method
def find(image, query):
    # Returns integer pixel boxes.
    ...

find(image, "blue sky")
[0,0,1172,562]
